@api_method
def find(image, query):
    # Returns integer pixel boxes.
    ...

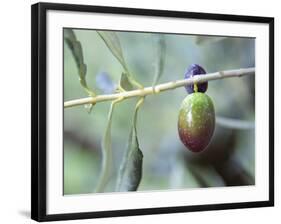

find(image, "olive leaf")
[95,100,119,193]
[119,72,134,91]
[97,31,128,71]
[64,29,86,79]
[64,30,81,67]
[64,29,94,95]
[97,31,142,89]
[152,34,166,87]
[116,125,143,191]
[116,98,144,191]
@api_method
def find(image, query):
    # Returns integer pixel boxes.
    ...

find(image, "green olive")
[178,92,215,152]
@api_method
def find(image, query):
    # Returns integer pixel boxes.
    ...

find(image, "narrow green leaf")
[97,31,143,89]
[95,100,118,192]
[72,41,85,75]
[64,29,85,76]
[64,29,76,41]
[116,125,143,191]
[79,63,87,79]
[152,34,166,87]
[97,31,127,70]
[116,98,144,191]
[64,29,93,95]
[119,72,134,91]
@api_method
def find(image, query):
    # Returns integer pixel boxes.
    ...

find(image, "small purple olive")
[184,64,208,93]
[178,92,215,153]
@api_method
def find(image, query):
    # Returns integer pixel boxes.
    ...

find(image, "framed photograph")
[31,2,274,222]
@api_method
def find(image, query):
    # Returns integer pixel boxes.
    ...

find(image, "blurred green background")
[64,29,255,195]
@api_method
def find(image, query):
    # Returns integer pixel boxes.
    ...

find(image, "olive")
[184,64,208,93]
[178,92,215,152]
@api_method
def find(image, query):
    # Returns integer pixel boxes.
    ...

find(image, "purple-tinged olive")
[178,92,215,153]
[184,64,208,93]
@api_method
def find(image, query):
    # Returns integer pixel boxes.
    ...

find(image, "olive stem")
[194,83,198,93]
[64,67,255,108]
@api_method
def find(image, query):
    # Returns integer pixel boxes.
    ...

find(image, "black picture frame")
[31,2,274,222]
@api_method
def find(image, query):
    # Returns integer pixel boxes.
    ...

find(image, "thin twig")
[64,67,255,108]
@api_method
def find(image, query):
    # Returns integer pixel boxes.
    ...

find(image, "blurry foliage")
[64,29,255,194]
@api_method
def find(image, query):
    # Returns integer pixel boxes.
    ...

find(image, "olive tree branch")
[64,67,255,108]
